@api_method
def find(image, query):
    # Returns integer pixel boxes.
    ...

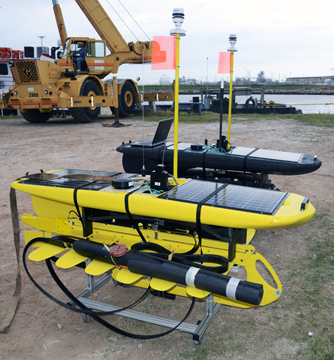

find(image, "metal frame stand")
[73,271,221,343]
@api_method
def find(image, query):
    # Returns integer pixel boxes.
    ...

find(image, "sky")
[1,0,333,84]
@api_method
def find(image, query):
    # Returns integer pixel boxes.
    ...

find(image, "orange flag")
[218,52,231,74]
[151,36,176,70]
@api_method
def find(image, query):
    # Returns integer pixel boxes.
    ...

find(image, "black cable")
[46,258,196,339]
[242,148,258,186]
[23,238,150,316]
[131,242,228,273]
[23,237,196,339]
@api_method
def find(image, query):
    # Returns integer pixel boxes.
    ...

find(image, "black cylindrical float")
[72,240,263,305]
[127,259,263,305]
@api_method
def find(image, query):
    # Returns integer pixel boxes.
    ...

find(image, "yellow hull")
[12,169,316,308]
[11,171,315,231]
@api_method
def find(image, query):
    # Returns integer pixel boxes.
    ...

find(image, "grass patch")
[131,110,222,123]
[129,111,334,128]
[3,109,334,128]
[283,113,334,128]
[0,115,22,120]
[139,84,334,93]
[270,210,334,359]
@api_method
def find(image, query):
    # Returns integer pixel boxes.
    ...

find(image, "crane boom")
[75,0,129,53]
[52,0,68,48]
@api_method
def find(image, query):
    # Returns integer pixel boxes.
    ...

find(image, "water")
[158,94,334,114]
[235,94,334,114]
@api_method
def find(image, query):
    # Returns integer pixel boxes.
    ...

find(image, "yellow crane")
[3,0,157,123]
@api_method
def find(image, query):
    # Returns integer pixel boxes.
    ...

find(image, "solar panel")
[51,169,121,177]
[159,180,289,215]
[167,142,191,150]
[161,180,225,203]
[250,149,302,162]
[229,147,303,162]
[230,146,257,156]
[19,178,111,190]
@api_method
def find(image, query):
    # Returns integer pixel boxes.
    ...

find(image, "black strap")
[242,148,258,185]
[124,186,147,243]
[73,181,97,237]
[73,188,83,224]
[202,149,209,180]
[195,183,227,255]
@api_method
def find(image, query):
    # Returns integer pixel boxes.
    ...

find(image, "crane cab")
[58,37,114,77]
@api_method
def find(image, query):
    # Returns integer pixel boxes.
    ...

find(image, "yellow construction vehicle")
[2,0,158,123]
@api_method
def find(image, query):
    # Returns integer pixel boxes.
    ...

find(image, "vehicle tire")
[22,110,52,123]
[118,81,136,117]
[69,79,101,122]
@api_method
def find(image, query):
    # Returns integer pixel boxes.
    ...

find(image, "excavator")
[2,0,168,123]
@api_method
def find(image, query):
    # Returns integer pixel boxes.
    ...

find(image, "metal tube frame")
[73,266,221,343]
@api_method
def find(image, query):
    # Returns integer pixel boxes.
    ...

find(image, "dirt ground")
[0,114,333,359]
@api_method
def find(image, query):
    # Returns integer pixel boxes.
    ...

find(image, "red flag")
[218,52,231,74]
[151,36,176,70]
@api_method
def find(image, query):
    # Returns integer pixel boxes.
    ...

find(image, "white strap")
[185,266,200,287]
[226,278,241,300]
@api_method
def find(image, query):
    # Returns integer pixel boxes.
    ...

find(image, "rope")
[117,0,151,41]
[0,188,21,333]
[105,0,139,41]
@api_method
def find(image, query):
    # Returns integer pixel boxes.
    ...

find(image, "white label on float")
[154,182,161,186]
